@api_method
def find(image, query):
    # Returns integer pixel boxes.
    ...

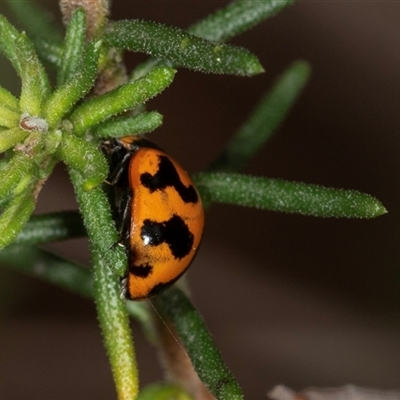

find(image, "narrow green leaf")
[0,245,93,298]
[2,237,150,332]
[13,211,86,245]
[194,172,387,218]
[1,245,156,329]
[93,112,163,139]
[58,7,86,86]
[68,167,127,276]
[43,127,62,155]
[56,133,108,190]
[92,250,139,400]
[0,156,8,171]
[59,0,110,38]
[0,246,150,323]
[0,14,21,73]
[0,127,28,152]
[155,288,243,400]
[189,0,296,42]
[0,152,35,201]
[104,20,263,76]
[43,40,101,127]
[130,0,289,79]
[32,37,63,69]
[0,190,35,250]
[0,86,19,111]
[15,32,51,116]
[209,61,311,172]
[6,0,63,43]
[138,384,193,400]
[70,66,175,136]
[0,109,20,130]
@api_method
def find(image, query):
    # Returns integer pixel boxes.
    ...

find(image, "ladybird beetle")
[103,136,204,300]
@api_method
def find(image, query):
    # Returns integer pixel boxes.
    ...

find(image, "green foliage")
[156,288,244,400]
[188,0,296,42]
[0,1,387,399]
[5,0,63,42]
[209,60,311,172]
[92,111,163,139]
[69,66,176,136]
[0,244,93,297]
[15,32,51,115]
[195,173,386,218]
[0,14,22,72]
[92,250,139,400]
[12,211,85,245]
[103,20,264,76]
[43,39,101,127]
[0,85,19,110]
[57,7,87,86]
[68,168,127,276]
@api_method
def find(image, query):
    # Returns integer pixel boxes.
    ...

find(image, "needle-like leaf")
[43,40,101,127]
[209,61,311,172]
[14,32,51,116]
[156,288,243,400]
[70,67,175,136]
[189,0,296,42]
[104,20,263,76]
[92,112,163,139]
[195,172,387,219]
[58,7,87,86]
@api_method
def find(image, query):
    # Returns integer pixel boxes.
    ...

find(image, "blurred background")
[1,1,400,399]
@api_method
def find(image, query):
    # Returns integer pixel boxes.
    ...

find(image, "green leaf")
[70,66,175,136]
[0,245,93,298]
[0,127,28,152]
[155,288,243,400]
[56,133,108,190]
[0,109,21,130]
[194,172,387,218]
[58,7,87,86]
[15,32,51,116]
[68,167,127,276]
[209,61,311,172]
[138,384,193,400]
[5,0,63,43]
[0,14,21,73]
[0,190,36,250]
[92,250,139,400]
[130,0,288,79]
[103,20,264,76]
[2,226,151,329]
[0,152,35,201]
[0,85,19,111]
[93,111,163,139]
[13,211,86,245]
[32,37,63,69]
[189,0,296,42]
[43,40,101,127]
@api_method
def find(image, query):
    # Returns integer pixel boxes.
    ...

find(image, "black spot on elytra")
[129,263,153,278]
[141,214,194,259]
[140,155,198,203]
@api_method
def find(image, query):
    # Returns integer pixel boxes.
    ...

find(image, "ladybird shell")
[125,145,204,300]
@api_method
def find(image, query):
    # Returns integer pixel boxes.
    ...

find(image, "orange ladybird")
[103,136,204,300]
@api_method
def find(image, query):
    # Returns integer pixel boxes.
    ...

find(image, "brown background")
[1,1,400,399]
